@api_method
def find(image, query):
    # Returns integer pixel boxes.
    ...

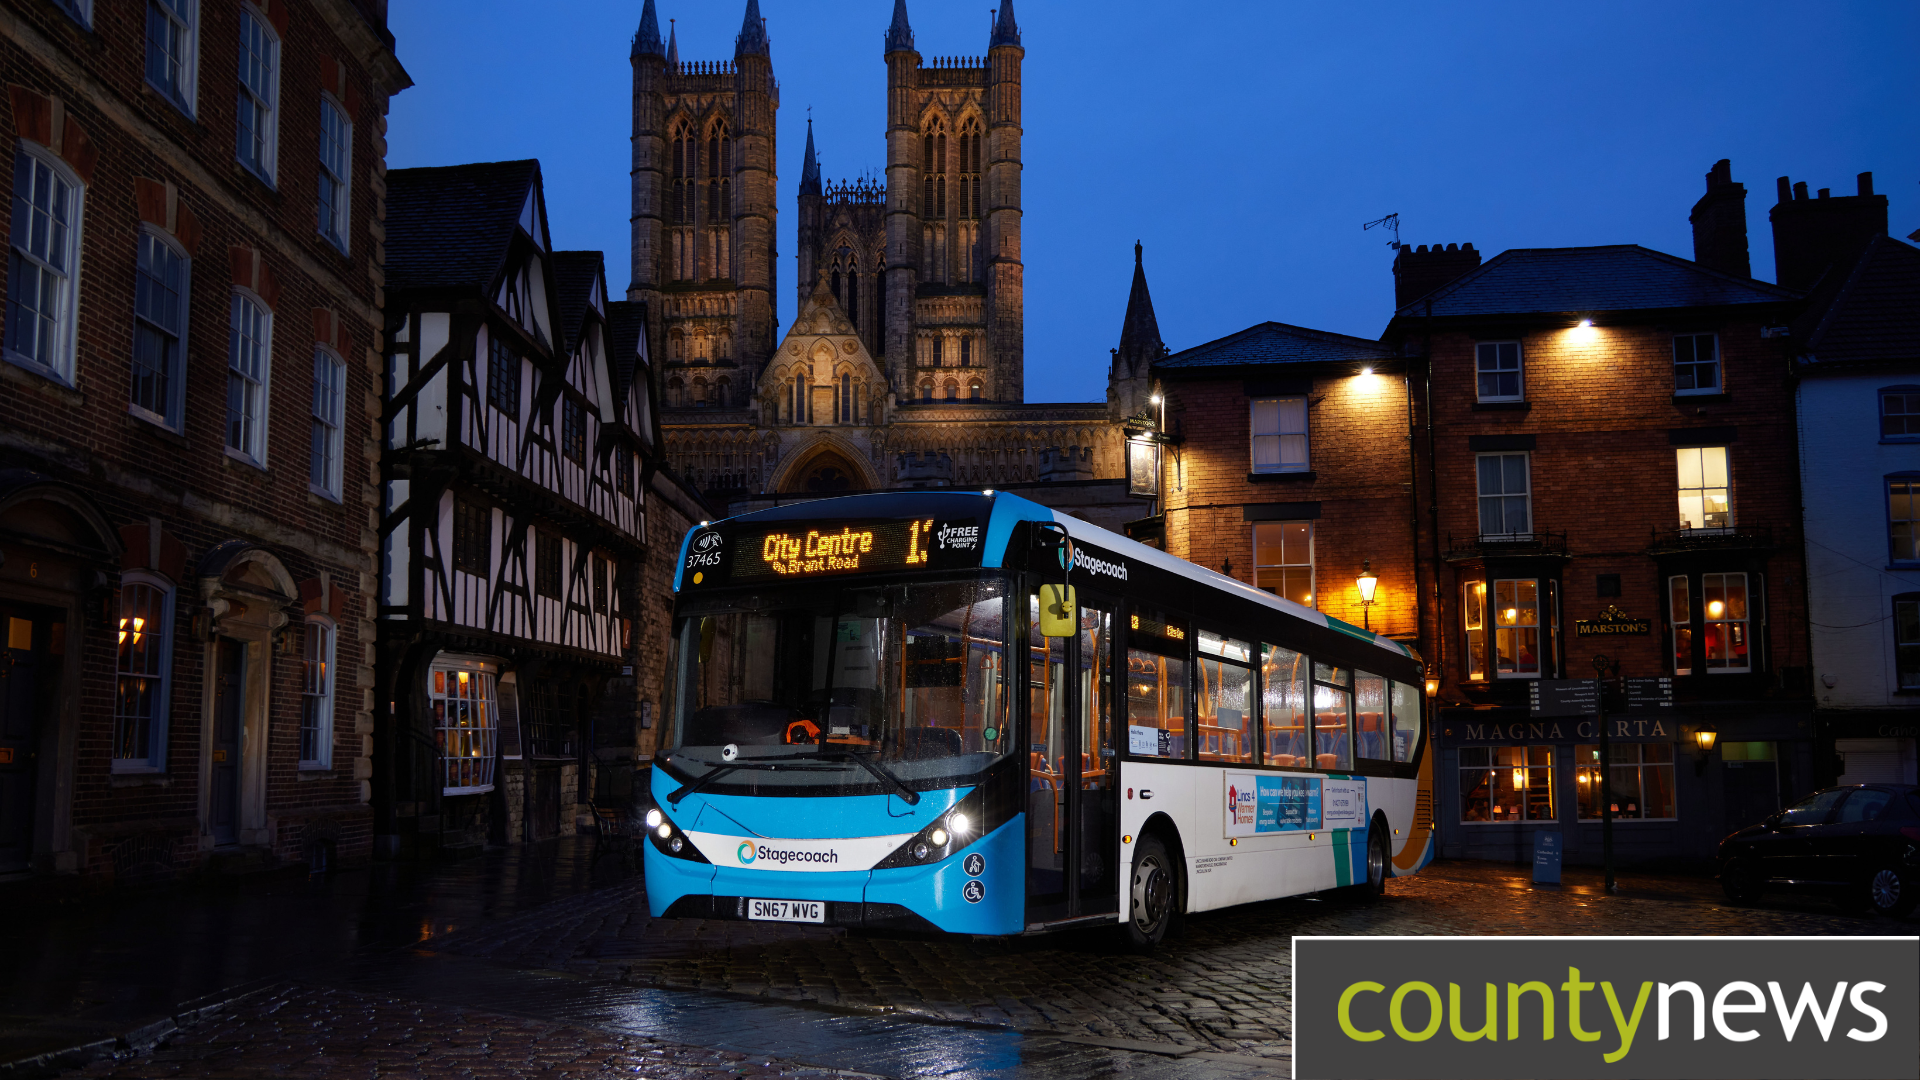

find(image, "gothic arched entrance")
[773,439,880,495]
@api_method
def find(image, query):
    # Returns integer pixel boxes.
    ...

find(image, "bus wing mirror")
[1038,584,1076,638]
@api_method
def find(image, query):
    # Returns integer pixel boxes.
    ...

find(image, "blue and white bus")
[646,491,1432,947]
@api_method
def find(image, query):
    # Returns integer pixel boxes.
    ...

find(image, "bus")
[646,490,1433,947]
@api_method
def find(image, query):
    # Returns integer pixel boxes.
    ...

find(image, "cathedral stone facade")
[633,0,1144,518]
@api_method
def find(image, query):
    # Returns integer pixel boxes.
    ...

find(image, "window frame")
[113,572,175,773]
[224,289,273,466]
[1575,742,1677,821]
[234,3,280,185]
[1879,387,1920,443]
[309,345,345,500]
[1475,340,1523,403]
[535,530,562,599]
[6,143,86,385]
[1249,395,1309,474]
[1669,571,1757,675]
[316,92,352,254]
[561,396,587,464]
[130,225,191,430]
[1475,451,1532,539]
[1676,446,1733,533]
[1251,520,1314,607]
[1195,631,1256,764]
[430,656,498,795]
[1672,332,1720,395]
[145,0,199,117]
[1458,744,1556,824]
[487,336,521,418]
[1889,474,1920,566]
[1894,593,1920,691]
[452,498,491,578]
[299,615,335,770]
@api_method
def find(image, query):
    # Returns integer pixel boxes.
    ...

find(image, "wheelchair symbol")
[962,878,985,904]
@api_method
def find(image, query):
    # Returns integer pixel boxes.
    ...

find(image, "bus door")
[1025,590,1119,923]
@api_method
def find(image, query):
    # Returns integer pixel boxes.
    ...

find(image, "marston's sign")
[1575,605,1651,636]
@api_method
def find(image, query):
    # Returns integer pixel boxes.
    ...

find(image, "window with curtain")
[1463,579,1488,681]
[1475,341,1522,401]
[115,577,173,770]
[431,659,497,794]
[1702,572,1750,672]
[1492,579,1541,677]
[317,96,351,251]
[7,147,84,382]
[226,292,272,463]
[132,231,189,427]
[145,0,197,114]
[310,348,344,498]
[235,7,278,182]
[1252,521,1312,606]
[1250,397,1308,473]
[300,617,334,768]
[1676,447,1731,531]
[1476,452,1531,537]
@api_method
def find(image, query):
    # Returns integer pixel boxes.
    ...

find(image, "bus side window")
[1261,644,1307,767]
[1125,606,1189,760]
[1354,671,1389,761]
[1390,679,1422,764]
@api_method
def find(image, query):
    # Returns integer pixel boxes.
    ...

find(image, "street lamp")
[1692,724,1719,775]
[1424,667,1440,699]
[1355,561,1378,630]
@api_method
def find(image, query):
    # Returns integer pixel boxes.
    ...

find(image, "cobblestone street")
[14,849,1903,1080]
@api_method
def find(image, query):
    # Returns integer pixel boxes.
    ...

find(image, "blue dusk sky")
[387,1,1917,405]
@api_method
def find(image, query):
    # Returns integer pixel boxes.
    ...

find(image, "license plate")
[747,898,826,923]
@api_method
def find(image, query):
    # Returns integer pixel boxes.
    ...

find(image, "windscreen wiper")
[666,755,840,805]
[816,750,920,805]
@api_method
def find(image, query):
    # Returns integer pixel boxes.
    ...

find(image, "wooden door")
[0,607,59,873]
[211,639,244,846]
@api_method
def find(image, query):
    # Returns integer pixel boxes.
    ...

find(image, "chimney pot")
[1777,177,1792,204]
[1858,172,1874,196]
[1818,188,1830,199]
[1794,181,1809,201]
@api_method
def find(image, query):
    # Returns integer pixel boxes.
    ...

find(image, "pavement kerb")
[0,978,282,1079]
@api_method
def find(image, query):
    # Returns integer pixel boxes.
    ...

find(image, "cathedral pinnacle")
[734,0,769,57]
[632,0,665,58]
[800,116,821,195]
[666,20,678,65]
[990,0,1020,47]
[1115,241,1164,376]
[885,0,915,53]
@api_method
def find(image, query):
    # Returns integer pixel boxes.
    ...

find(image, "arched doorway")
[798,451,855,493]
[772,439,880,495]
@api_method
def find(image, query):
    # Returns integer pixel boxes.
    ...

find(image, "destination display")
[680,516,986,587]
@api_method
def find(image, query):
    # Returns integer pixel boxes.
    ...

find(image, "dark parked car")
[1717,784,1920,917]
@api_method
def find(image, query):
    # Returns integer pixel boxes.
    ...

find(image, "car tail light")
[1902,827,1920,842]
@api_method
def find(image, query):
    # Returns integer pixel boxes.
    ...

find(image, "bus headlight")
[645,808,664,829]
[657,823,673,839]
[948,813,971,836]
[670,836,684,853]
[929,828,949,848]
[644,802,710,864]
[913,842,930,860]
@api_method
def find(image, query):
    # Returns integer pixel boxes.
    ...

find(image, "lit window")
[1475,341,1521,402]
[1891,476,1920,564]
[226,292,272,464]
[1895,595,1920,691]
[1576,743,1675,820]
[1702,572,1750,672]
[1673,333,1718,394]
[1669,576,1693,675]
[1880,388,1920,440]
[300,618,334,769]
[1460,746,1554,822]
[145,0,198,115]
[115,577,173,771]
[1463,580,1487,681]
[1250,397,1308,473]
[235,7,278,183]
[430,658,497,794]
[317,96,351,252]
[969,379,982,400]
[1476,452,1531,538]
[310,348,344,498]
[6,147,84,383]
[132,230,190,428]
[1676,447,1731,531]
[1252,521,1312,606]
[1492,580,1541,678]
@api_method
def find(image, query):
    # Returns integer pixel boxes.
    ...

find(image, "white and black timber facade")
[377,160,665,853]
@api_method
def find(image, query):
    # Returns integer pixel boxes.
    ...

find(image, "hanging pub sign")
[1574,604,1651,636]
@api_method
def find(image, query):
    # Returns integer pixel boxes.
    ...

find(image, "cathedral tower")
[630,0,778,410]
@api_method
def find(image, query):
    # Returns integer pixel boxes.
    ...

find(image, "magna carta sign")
[1575,605,1651,636]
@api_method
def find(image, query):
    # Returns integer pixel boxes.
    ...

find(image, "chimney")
[1393,243,1481,309]
[1689,159,1749,278]
[1770,171,1889,291]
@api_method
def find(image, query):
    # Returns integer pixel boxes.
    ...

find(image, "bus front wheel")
[1361,823,1390,900]
[1125,834,1179,951]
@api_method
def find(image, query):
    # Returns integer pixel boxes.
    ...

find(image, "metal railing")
[1446,530,1569,557]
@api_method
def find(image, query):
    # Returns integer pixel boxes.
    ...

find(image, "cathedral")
[630,0,1153,517]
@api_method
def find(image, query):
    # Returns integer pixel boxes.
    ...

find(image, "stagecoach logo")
[936,523,980,551]
[1072,547,1129,582]
[735,840,843,867]
[736,841,757,864]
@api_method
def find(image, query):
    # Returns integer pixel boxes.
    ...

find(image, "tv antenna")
[1362,213,1401,250]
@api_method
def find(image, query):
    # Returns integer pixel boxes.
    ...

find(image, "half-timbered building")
[378,161,663,853]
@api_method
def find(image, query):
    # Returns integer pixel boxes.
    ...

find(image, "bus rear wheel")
[1125,834,1178,951]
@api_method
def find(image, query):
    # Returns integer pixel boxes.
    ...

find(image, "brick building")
[0,0,407,880]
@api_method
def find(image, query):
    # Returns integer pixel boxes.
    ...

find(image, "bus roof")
[675,489,1421,671]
